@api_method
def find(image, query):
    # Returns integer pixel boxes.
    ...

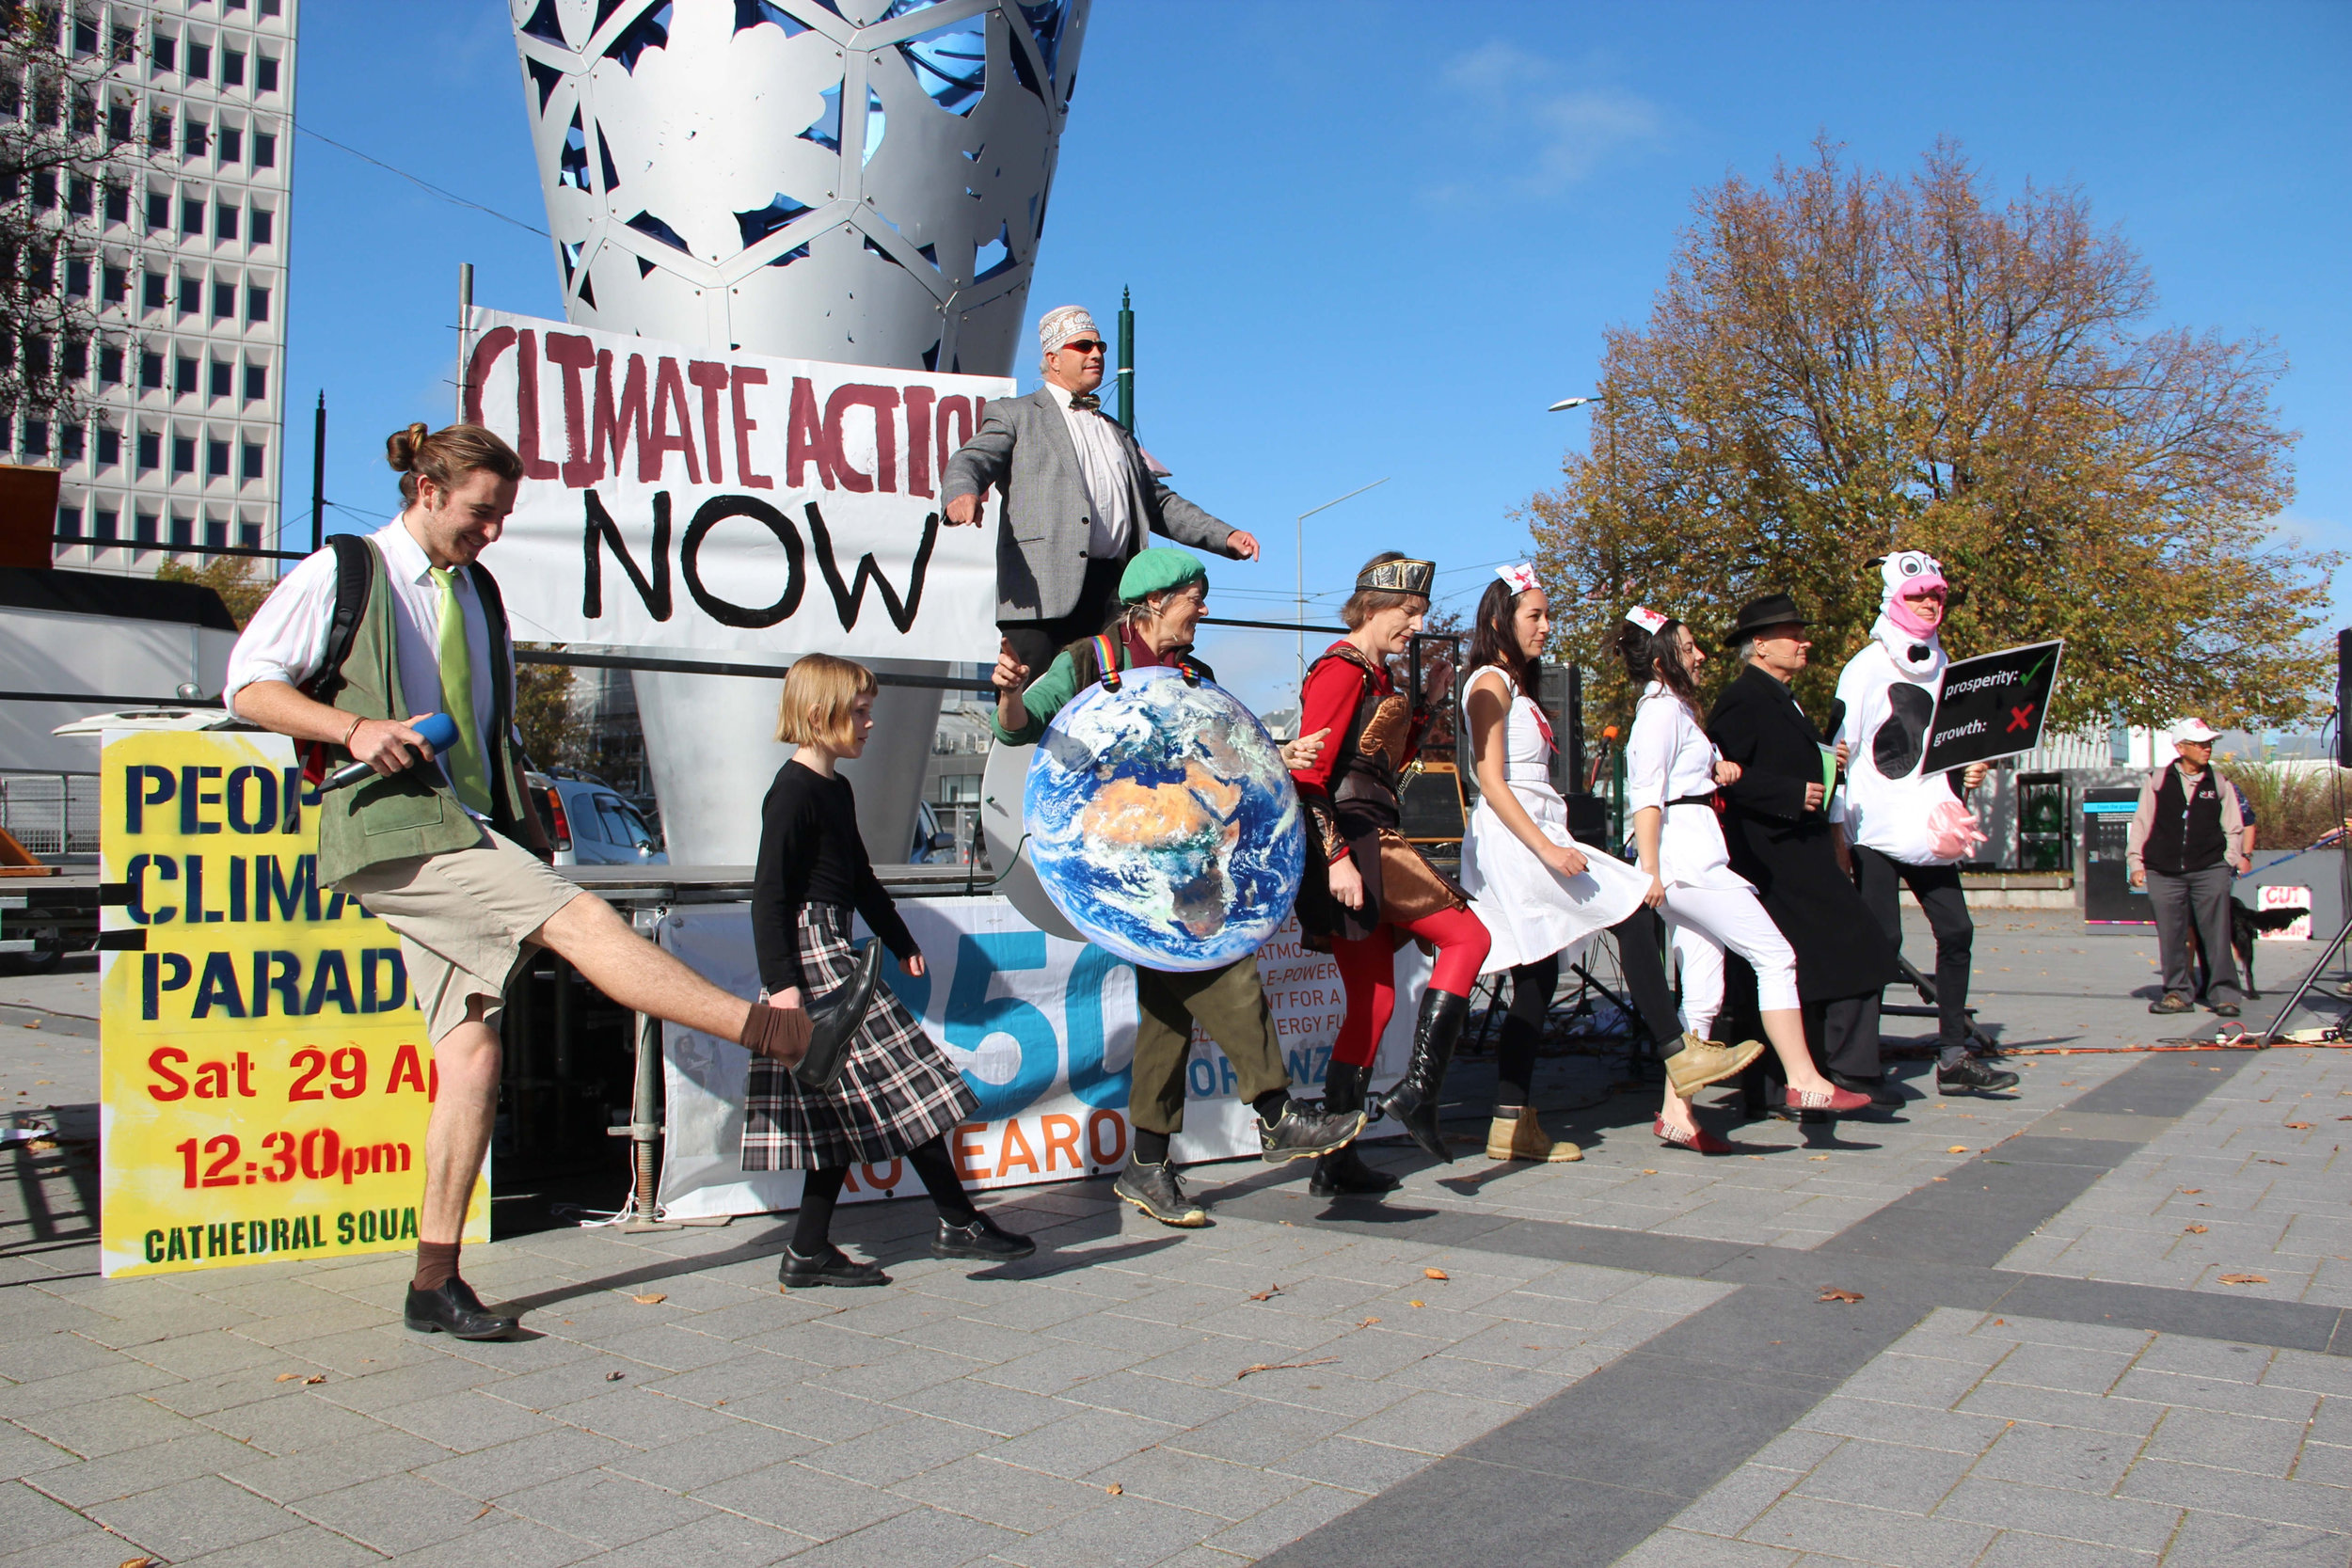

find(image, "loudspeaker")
[2337,630,2352,768]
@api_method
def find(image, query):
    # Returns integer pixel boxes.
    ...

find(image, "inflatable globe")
[1025,665,1304,972]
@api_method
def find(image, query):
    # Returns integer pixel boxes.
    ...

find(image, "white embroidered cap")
[1625,605,1669,634]
[1496,562,1542,595]
[1037,305,1102,354]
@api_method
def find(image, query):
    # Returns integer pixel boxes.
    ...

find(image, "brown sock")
[740,1000,809,1064]
[413,1241,461,1292]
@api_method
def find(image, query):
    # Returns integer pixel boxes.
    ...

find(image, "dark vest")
[2144,766,2225,876]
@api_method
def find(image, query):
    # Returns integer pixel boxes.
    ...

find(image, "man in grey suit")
[942,304,1259,675]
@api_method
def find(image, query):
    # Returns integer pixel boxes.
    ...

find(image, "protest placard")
[1919,641,2065,774]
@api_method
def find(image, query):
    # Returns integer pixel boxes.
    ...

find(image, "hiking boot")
[1114,1161,1206,1227]
[2149,993,2193,1015]
[1259,1100,1366,1163]
[1664,1034,1766,1098]
[1486,1108,1581,1162]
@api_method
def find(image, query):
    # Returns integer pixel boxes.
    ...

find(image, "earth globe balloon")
[1024,665,1303,971]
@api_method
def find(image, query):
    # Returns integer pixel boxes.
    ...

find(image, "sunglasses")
[1057,339,1106,355]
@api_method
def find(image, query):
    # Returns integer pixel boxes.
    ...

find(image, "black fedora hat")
[1723,593,1809,647]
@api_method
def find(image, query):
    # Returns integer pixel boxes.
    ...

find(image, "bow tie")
[1908,644,1931,662]
[1068,391,1102,412]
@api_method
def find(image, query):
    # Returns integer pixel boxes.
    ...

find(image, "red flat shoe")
[1785,1084,1871,1114]
[1653,1117,1735,1154]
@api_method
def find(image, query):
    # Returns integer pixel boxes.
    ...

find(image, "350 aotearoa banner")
[462,306,1009,662]
[655,899,1429,1220]
[100,731,484,1277]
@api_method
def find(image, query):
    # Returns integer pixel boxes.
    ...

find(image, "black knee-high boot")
[1375,990,1467,1164]
[1310,1059,1401,1196]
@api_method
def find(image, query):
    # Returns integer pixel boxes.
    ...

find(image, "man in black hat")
[1706,595,1906,1102]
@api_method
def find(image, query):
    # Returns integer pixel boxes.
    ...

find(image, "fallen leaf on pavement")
[1358,1317,1380,1327]
[2179,1188,2202,1194]
[274,1372,304,1383]
[1105,1482,1122,1495]
[1819,1289,1864,1304]
[120,1559,152,1568]
[2218,1274,2269,1285]
[605,1370,626,1381]
[1248,1284,1283,1301]
[1235,1357,1339,1381]
[1641,1168,1658,1175]
[2285,1122,2313,1131]
[2185,1224,2208,1233]
[1423,1269,1449,1281]
[1947,1146,1970,1154]
[1931,1177,1947,1182]
[304,1374,325,1385]
[471,1504,493,1520]
[1408,1300,1425,1307]
[1809,1154,1831,1162]
[632,1292,667,1305]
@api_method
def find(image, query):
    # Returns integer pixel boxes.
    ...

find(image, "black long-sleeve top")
[751,761,918,995]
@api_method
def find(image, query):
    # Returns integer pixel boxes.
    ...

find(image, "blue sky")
[286,0,2349,715]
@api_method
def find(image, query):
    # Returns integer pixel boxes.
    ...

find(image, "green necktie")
[430,567,494,816]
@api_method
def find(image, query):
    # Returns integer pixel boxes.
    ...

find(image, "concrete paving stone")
[1835,1352,1994,1411]
[0,1475,103,1551]
[220,1424,453,1505]
[984,1406,1182,1480]
[33,1429,258,1508]
[1160,1402,1358,1470]
[1664,1460,1801,1538]
[1963,1416,2142,1496]
[2131,1336,2278,1385]
[2119,1456,2352,1532]
[2310,1399,2352,1449]
[0,1528,162,1568]
[87,1471,303,1557]
[1151,1548,1254,1568]
[374,1514,602,1567]
[1615,1528,1805,1566]
[141,1362,317,1420]
[1337,1387,1522,1458]
[2146,1406,2312,1479]
[414,1422,637,1501]
[1970,1527,2160,1567]
[1795,1394,2007,1457]
[889,1452,1113,1534]
[1263,1430,1438,1497]
[691,1459,914,1537]
[0,1331,123,1384]
[798,1412,999,1488]
[560,1323,749,1374]
[894,1375,1071,1438]
[1938,1474,2184,1552]
[812,1344,991,1403]
[602,1412,825,1491]
[993,1488,1223,1568]
[1200,1480,1365,1559]
[538,1385,738,1446]
[1746,1427,1845,1473]
[1060,1368,1251,1428]
[471,1354,660,1415]
[2293,1441,2352,1489]
[1740,1491,1999,1567]
[2156,1510,2352,1566]
[377,1386,565,1451]
[773,1498,1017,1568]
[1987,1341,2139,1396]
[135,1327,297,1382]
[293,1470,508,1555]
[1956,1378,2169,1436]
[495,1465,719,1549]
[577,1507,818,1568]
[0,1358,183,1418]
[1385,1351,1577,1408]
[635,1349,822,1407]
[0,1425,78,1483]
[165,1520,388,1568]
[710,1382,909,1443]
[1792,1434,1979,1515]
[1091,1442,1304,1523]
[2265,1352,2352,1400]
[14,1391,211,1457]
[2111,1368,2320,1423]
[306,1354,501,1417]
[199,1386,388,1455]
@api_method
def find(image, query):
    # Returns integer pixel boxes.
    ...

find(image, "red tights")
[1330,906,1490,1068]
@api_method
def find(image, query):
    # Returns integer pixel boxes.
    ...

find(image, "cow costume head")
[1864,548,1950,678]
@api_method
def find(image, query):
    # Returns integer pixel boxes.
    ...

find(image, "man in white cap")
[941,305,1259,675]
[2126,719,2251,1017]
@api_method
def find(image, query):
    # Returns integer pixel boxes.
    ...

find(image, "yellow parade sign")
[100,729,485,1276]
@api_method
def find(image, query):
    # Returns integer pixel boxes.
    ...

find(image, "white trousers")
[1661,884,1802,1039]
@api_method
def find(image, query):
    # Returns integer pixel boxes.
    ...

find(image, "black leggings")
[1495,956,1557,1111]
[1611,906,1687,1053]
[792,1132,977,1255]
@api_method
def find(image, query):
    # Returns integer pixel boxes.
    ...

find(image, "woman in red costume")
[1292,552,1491,1186]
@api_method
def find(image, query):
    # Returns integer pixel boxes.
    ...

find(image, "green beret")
[1119,546,1207,603]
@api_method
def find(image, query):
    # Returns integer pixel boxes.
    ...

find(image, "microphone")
[319,713,460,793]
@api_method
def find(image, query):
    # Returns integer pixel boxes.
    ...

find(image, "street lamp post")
[1295,477,1391,696]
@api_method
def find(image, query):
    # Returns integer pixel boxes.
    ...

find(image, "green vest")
[314,540,535,887]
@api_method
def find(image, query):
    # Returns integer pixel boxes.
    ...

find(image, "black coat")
[1707,664,1900,1002]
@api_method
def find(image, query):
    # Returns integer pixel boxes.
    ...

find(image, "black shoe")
[1375,990,1468,1164]
[1309,1143,1401,1196]
[1113,1161,1206,1227]
[932,1213,1036,1261]
[778,1244,890,1289]
[1937,1056,2020,1095]
[1260,1101,1365,1163]
[2149,993,2193,1015]
[404,1277,517,1340]
[2209,1003,2241,1019]
[1828,1071,1905,1108]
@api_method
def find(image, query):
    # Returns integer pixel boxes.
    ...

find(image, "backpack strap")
[466,562,529,833]
[296,535,377,784]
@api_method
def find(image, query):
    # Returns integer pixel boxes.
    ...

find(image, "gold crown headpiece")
[1355,558,1435,596]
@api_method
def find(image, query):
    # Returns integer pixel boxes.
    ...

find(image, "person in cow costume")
[1833,551,2020,1096]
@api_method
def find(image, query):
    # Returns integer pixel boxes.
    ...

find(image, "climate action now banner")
[654,900,1428,1221]
[462,306,1009,663]
[1919,641,2066,775]
[100,731,483,1277]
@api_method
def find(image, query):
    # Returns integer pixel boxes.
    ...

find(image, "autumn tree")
[1527,139,2331,732]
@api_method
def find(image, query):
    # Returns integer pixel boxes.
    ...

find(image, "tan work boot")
[1486,1109,1581,1162]
[1664,1034,1766,1099]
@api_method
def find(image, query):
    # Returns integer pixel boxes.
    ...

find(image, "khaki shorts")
[335,828,584,1043]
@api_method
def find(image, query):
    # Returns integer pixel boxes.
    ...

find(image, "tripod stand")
[1882,954,2001,1055]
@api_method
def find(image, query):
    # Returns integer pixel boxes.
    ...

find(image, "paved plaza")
[2,911,2348,1566]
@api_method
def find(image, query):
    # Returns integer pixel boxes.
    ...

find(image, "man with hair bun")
[228,421,834,1339]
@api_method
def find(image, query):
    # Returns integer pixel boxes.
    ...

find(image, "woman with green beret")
[991,547,1364,1227]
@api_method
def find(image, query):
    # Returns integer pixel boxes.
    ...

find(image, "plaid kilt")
[740,903,977,1171]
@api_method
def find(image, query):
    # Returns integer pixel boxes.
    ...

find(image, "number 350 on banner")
[100,730,483,1277]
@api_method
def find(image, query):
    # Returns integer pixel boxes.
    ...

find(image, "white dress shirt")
[1626,682,1749,891]
[226,519,506,810]
[1046,379,1136,560]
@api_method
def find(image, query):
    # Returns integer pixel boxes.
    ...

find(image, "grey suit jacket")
[939,387,1236,624]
